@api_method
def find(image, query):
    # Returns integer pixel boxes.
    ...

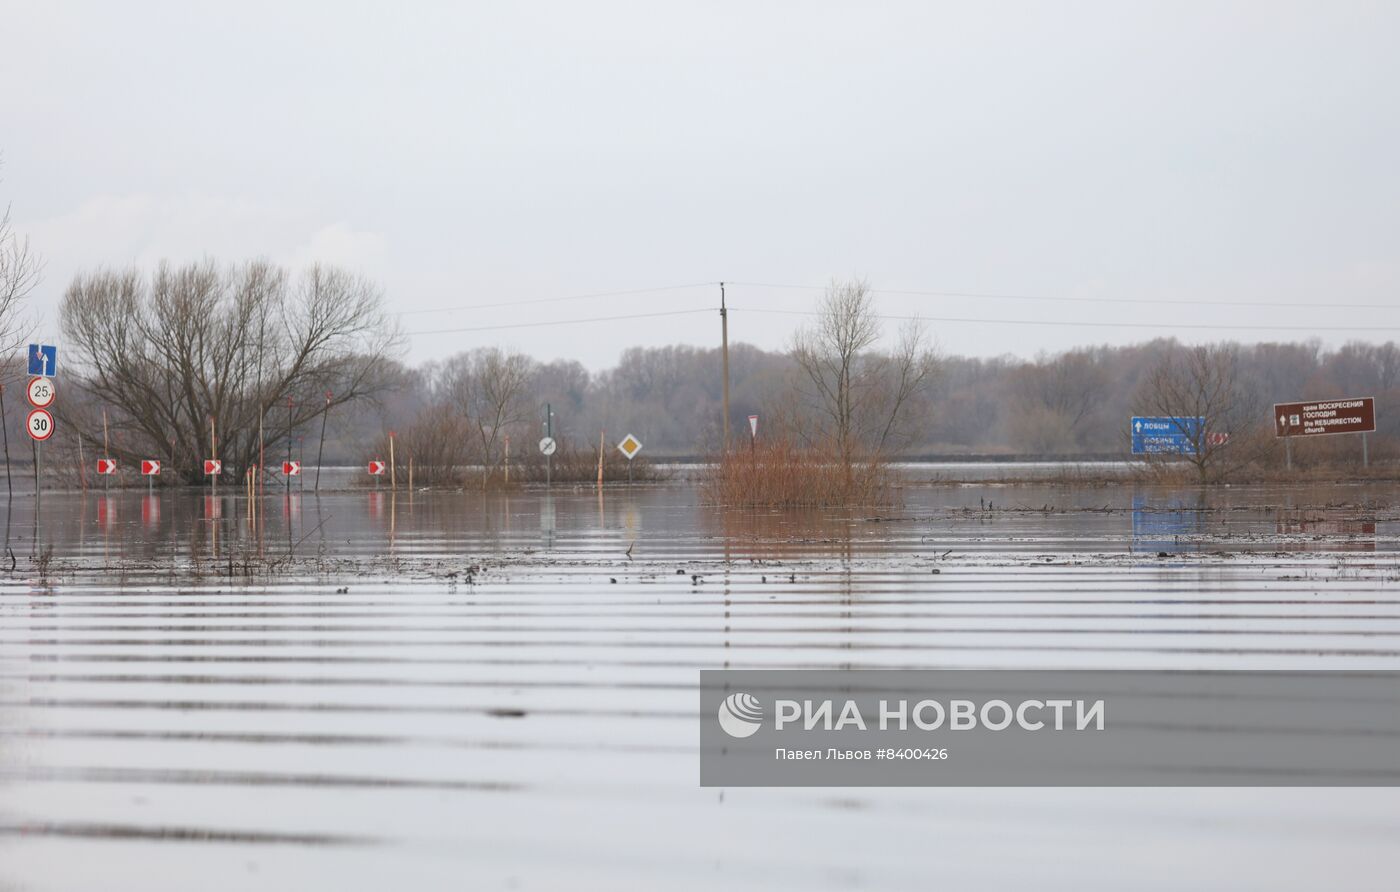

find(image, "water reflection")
[0,479,1393,575]
[1130,491,1207,554]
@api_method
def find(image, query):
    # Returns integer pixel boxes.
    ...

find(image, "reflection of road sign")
[141,460,161,476]
[748,415,758,438]
[26,377,55,409]
[203,459,222,475]
[283,460,301,476]
[539,437,557,456]
[25,408,54,441]
[96,458,117,475]
[1131,493,1206,555]
[27,344,56,377]
[1130,416,1202,455]
[617,434,643,460]
[1274,397,1375,438]
[142,495,160,525]
[368,460,386,475]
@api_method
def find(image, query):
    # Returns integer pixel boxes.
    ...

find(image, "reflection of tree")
[703,506,858,563]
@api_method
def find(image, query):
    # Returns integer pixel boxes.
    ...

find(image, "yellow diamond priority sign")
[617,434,643,460]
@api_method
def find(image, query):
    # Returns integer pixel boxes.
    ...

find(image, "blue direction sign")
[28,344,57,377]
[1131,416,1202,455]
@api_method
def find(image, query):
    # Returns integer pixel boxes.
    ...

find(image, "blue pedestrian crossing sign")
[28,344,57,378]
[1131,416,1202,455]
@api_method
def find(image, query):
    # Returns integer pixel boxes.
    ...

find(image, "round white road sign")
[26,376,55,409]
[539,437,557,456]
[26,408,55,441]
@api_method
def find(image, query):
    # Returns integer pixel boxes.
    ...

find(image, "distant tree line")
[361,337,1397,471]
[2,258,1395,484]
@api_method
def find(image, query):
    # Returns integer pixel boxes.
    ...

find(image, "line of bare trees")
[58,260,401,483]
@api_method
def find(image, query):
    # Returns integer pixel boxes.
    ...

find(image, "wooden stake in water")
[0,383,11,498]
[315,391,331,492]
[102,408,110,494]
[210,415,218,503]
[258,407,266,506]
[286,397,293,496]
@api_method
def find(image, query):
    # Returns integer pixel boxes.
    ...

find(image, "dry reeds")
[700,439,896,508]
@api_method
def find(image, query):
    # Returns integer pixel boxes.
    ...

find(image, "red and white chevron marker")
[203,459,222,475]
[283,460,302,476]
[96,458,117,475]
[367,460,386,476]
[141,460,161,476]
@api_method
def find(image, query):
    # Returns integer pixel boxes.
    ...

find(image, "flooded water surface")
[2,478,1399,890]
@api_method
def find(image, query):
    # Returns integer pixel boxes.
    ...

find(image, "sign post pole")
[1285,439,1292,471]
[1363,433,1369,469]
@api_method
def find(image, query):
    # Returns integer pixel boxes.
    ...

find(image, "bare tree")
[440,347,537,487]
[0,197,40,358]
[1006,349,1109,452]
[1137,344,1264,480]
[790,278,939,461]
[60,259,400,481]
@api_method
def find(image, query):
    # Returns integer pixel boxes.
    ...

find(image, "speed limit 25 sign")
[26,408,55,441]
[26,377,55,409]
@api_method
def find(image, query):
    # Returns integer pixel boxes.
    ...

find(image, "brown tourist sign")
[1273,397,1376,438]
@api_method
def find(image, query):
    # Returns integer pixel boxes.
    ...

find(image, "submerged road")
[1,481,1398,890]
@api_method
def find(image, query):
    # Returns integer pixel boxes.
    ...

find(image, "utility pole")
[720,282,730,449]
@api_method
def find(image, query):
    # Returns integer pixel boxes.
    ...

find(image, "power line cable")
[736,306,1400,333]
[403,307,716,335]
[727,280,1400,312]
[396,282,717,316]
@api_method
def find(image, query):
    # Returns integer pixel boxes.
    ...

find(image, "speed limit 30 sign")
[26,408,55,441]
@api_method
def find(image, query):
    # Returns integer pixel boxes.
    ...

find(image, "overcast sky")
[3,1,1398,369]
